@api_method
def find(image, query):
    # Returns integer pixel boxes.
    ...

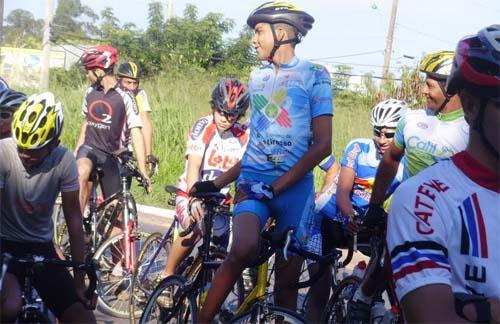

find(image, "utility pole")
[380,0,399,90]
[167,0,173,20]
[0,0,4,45]
[40,0,53,91]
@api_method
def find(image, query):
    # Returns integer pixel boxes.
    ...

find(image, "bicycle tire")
[93,231,148,318]
[322,275,361,324]
[139,274,197,324]
[129,231,172,323]
[230,304,305,324]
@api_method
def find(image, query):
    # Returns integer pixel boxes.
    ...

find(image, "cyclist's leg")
[198,201,269,323]
[273,175,315,311]
[0,240,23,322]
[76,146,96,214]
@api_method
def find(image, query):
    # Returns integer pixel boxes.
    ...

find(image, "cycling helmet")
[446,24,500,99]
[211,78,250,117]
[370,99,407,128]
[0,77,9,91]
[247,1,314,60]
[118,61,143,79]
[79,45,118,70]
[419,50,455,81]
[0,88,27,111]
[12,92,64,150]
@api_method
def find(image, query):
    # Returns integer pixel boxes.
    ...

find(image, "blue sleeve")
[319,154,336,171]
[341,141,362,170]
[394,113,407,149]
[309,64,333,118]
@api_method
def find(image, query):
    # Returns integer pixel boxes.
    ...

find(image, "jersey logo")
[88,100,113,124]
[252,89,292,132]
[191,118,209,140]
[459,193,488,258]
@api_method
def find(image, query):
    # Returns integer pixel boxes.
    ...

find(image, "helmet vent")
[39,116,47,128]
[21,132,29,143]
[28,112,37,123]
[31,134,39,145]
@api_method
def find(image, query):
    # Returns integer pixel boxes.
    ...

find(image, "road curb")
[137,204,175,220]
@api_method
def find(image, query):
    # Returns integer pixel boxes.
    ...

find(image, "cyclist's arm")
[402,285,499,322]
[130,127,148,178]
[272,115,332,195]
[186,153,203,190]
[75,120,87,153]
[140,111,153,157]
[213,161,241,189]
[369,142,403,204]
[61,190,86,286]
[336,166,356,217]
[319,159,340,193]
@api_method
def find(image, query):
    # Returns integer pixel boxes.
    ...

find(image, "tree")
[52,0,98,41]
[99,7,120,39]
[2,9,43,48]
[331,64,353,91]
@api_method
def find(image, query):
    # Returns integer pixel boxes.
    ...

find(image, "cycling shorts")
[234,172,316,246]
[76,144,120,198]
[0,239,80,318]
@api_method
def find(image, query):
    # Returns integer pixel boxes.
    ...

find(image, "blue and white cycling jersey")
[316,138,404,223]
[240,56,333,177]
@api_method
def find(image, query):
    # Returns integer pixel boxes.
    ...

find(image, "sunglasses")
[0,111,13,119]
[373,129,395,139]
[215,108,238,119]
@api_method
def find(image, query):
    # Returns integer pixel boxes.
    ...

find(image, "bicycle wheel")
[139,275,197,324]
[322,275,361,324]
[93,232,147,318]
[129,231,172,322]
[231,304,305,324]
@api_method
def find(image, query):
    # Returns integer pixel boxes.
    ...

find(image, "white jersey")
[394,108,469,179]
[387,151,500,301]
[177,115,249,195]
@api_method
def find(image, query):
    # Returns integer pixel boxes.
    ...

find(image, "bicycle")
[322,219,401,324]
[0,253,97,323]
[139,190,244,324]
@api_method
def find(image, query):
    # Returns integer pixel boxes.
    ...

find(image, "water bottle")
[370,301,386,324]
[352,260,367,279]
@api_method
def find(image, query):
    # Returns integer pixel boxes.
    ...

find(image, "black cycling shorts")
[77,144,121,198]
[0,239,80,318]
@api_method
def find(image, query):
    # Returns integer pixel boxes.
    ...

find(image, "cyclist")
[0,76,8,90]
[75,45,151,214]
[0,88,26,139]
[160,78,250,282]
[305,99,407,322]
[348,51,470,322]
[387,25,500,323]
[117,61,159,175]
[0,92,96,323]
[192,2,333,322]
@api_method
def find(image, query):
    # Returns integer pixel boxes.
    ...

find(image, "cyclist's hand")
[142,175,153,193]
[345,216,359,236]
[190,180,220,195]
[146,154,159,177]
[75,278,97,310]
[188,197,204,222]
[363,203,386,228]
[235,180,274,203]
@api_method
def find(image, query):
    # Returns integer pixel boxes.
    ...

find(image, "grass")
[26,75,373,207]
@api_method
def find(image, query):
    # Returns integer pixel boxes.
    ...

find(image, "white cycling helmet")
[370,99,407,128]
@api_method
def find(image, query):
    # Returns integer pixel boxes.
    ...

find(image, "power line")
[395,23,455,46]
[309,50,384,61]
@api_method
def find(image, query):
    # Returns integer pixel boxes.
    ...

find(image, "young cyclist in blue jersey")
[191,2,333,322]
[305,99,406,322]
[387,25,500,323]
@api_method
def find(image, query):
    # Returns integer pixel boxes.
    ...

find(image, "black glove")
[190,180,220,194]
[363,203,386,227]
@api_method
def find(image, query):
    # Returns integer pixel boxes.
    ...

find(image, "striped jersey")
[387,151,500,301]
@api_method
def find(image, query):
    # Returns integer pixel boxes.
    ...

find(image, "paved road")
[94,211,369,323]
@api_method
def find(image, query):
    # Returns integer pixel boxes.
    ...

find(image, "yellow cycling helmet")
[419,50,455,81]
[118,61,143,79]
[12,92,64,150]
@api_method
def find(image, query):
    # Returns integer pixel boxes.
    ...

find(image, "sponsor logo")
[191,118,209,140]
[417,122,428,129]
[262,138,293,147]
[88,100,113,124]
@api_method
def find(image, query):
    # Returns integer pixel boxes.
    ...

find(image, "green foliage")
[52,0,99,40]
[331,65,353,91]
[2,9,44,48]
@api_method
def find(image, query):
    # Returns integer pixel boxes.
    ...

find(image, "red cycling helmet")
[446,24,500,99]
[79,45,118,70]
[211,78,250,117]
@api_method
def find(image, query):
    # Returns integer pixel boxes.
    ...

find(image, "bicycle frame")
[233,259,269,317]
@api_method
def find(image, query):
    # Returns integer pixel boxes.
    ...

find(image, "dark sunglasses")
[215,108,238,119]
[0,111,13,119]
[373,129,395,139]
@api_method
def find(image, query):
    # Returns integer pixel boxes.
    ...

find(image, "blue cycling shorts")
[233,172,316,246]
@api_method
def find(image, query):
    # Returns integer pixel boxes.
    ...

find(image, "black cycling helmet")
[446,24,500,158]
[118,61,143,79]
[211,78,250,118]
[0,88,27,111]
[247,1,314,60]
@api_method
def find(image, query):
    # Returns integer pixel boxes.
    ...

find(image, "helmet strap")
[475,97,499,159]
[435,80,451,114]
[91,69,104,90]
[268,24,299,62]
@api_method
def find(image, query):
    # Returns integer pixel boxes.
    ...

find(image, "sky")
[4,0,500,76]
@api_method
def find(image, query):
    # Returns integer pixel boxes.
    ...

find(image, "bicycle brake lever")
[283,230,293,262]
